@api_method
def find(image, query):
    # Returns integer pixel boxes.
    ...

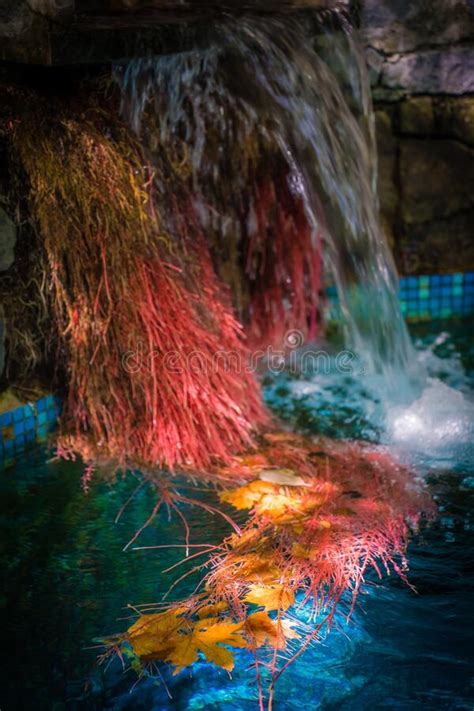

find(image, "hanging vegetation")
[5,86,266,471]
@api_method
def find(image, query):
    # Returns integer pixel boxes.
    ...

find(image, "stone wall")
[360,0,474,275]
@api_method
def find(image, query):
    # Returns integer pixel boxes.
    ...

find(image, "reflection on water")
[0,318,473,710]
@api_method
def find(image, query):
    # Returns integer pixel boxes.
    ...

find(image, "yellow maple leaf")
[166,619,247,674]
[245,611,281,648]
[226,527,261,550]
[236,554,281,583]
[197,601,228,619]
[244,583,295,611]
[127,609,188,661]
[220,480,276,510]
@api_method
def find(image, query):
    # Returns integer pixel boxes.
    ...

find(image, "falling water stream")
[117,9,473,457]
[118,11,417,388]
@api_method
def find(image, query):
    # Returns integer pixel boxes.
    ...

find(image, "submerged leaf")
[245,611,282,648]
[244,583,295,611]
[127,609,187,661]
[167,619,247,674]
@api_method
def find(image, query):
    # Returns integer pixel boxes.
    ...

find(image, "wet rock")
[374,109,398,248]
[400,96,474,147]
[0,207,16,272]
[400,139,474,225]
[365,46,385,86]
[401,209,474,274]
[381,48,474,95]
[0,307,4,379]
[0,0,73,38]
[399,96,435,135]
[361,0,474,54]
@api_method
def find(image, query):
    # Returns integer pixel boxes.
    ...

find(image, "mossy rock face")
[361,0,474,54]
[0,0,346,65]
[0,207,15,272]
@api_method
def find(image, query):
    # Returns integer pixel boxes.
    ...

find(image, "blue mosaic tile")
[36,397,48,412]
[12,407,24,423]
[24,416,35,432]
[0,411,12,427]
[399,271,474,322]
[13,420,25,436]
[37,411,48,426]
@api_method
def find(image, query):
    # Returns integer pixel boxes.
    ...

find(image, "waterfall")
[116,9,420,397]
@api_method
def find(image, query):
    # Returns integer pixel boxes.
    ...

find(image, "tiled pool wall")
[1,271,473,466]
[399,272,474,321]
[0,395,61,467]
[326,271,474,323]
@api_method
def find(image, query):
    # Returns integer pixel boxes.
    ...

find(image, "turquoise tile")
[13,421,25,436]
[12,407,24,423]
[453,273,463,284]
[0,411,12,427]
[24,416,35,432]
[23,404,34,418]
[36,397,47,413]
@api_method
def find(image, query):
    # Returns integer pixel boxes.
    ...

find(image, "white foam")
[387,378,474,464]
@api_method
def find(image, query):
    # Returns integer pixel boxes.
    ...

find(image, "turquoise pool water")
[1,318,473,710]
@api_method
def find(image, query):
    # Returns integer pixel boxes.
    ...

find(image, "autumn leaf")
[245,611,282,648]
[166,619,247,674]
[127,609,188,661]
[244,583,295,611]
[235,554,281,583]
[226,527,261,550]
[197,601,228,618]
[220,480,276,510]
[280,618,301,641]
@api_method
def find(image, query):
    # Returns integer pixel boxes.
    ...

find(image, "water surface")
[1,318,473,710]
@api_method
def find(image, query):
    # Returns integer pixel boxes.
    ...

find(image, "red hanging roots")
[10,98,267,471]
[244,169,322,350]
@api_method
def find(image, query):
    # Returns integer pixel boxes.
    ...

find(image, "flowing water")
[117,11,416,387]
